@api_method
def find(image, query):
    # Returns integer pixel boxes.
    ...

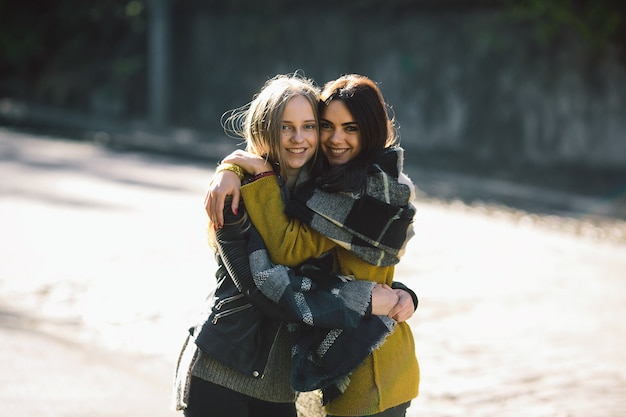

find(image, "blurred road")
[1,127,626,417]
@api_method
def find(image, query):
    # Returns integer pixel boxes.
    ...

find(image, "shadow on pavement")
[0,304,179,417]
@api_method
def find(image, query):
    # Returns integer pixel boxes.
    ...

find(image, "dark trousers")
[327,401,411,417]
[184,376,297,417]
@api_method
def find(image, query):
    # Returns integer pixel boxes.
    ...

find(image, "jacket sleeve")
[240,176,336,267]
[214,200,294,321]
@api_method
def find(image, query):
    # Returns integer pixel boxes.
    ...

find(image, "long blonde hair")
[221,72,320,180]
[209,73,320,247]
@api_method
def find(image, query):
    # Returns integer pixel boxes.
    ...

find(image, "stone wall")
[169,8,626,170]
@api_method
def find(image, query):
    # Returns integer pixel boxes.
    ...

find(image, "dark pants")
[184,376,297,417]
[327,401,411,417]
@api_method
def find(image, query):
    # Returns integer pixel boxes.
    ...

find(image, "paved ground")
[1,127,626,417]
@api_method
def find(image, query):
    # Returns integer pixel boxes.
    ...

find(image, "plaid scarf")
[247,226,395,404]
[285,147,416,267]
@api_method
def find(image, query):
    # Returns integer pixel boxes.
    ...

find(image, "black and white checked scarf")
[247,226,395,404]
[285,147,416,267]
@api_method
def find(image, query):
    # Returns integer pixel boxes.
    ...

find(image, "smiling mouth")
[327,148,348,155]
[286,148,307,154]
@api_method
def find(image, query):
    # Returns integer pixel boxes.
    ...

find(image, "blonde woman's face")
[280,95,318,176]
[319,100,362,166]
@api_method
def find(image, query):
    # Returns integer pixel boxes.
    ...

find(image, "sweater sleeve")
[218,197,375,329]
[240,176,336,267]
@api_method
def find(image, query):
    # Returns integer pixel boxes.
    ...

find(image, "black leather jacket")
[192,203,419,380]
[192,208,292,378]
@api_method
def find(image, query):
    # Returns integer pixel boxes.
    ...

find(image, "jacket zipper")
[212,303,252,324]
[214,293,246,310]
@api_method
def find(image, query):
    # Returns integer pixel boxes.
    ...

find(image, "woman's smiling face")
[319,100,362,166]
[279,95,318,176]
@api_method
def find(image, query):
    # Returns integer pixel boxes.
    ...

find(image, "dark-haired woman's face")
[319,100,362,166]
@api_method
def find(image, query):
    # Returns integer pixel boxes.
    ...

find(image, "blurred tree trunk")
[148,0,169,128]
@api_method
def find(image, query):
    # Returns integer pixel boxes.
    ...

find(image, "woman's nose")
[292,128,305,142]
[328,130,341,143]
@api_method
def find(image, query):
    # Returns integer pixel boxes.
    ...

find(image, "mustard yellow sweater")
[241,176,419,416]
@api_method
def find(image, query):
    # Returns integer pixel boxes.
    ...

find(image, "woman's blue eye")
[304,123,317,130]
[282,125,292,131]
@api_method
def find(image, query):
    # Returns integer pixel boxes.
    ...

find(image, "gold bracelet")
[216,163,245,180]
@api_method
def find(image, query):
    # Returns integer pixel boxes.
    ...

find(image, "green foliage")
[502,0,625,54]
[0,0,147,115]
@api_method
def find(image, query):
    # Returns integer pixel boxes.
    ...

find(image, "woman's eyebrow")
[283,119,317,123]
[319,118,356,126]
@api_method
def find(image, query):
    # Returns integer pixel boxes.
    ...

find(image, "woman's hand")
[222,150,272,176]
[371,284,399,316]
[205,150,271,228]
[387,289,415,323]
[205,170,242,229]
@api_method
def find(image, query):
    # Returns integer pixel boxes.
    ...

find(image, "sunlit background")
[1,1,626,416]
